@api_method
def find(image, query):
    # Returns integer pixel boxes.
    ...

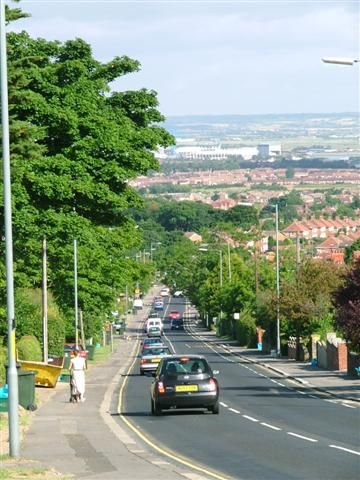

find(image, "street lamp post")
[1,0,20,457]
[227,242,232,282]
[74,239,79,348]
[150,241,162,261]
[275,204,280,357]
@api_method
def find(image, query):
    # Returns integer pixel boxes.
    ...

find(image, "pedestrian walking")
[69,348,86,402]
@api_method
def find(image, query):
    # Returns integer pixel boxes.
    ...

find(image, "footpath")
[11,288,203,480]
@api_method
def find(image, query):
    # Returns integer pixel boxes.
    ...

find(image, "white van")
[145,317,163,335]
[133,298,143,310]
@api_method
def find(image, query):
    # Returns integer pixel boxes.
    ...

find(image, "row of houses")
[283,217,360,240]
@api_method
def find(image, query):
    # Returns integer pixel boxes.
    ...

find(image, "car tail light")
[157,382,165,394]
[208,378,217,392]
[140,359,146,365]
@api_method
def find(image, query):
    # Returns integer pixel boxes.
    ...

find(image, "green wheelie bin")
[6,366,37,411]
[86,345,95,361]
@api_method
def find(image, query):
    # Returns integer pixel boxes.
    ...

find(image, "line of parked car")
[139,291,220,416]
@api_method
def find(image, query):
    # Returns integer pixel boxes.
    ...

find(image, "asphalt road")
[121,296,360,480]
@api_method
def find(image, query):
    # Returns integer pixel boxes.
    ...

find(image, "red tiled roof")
[283,221,308,233]
[317,237,342,249]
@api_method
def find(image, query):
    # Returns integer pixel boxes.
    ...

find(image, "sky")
[11,0,360,117]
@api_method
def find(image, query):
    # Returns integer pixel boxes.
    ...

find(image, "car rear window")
[144,338,162,345]
[163,358,209,375]
[143,347,170,356]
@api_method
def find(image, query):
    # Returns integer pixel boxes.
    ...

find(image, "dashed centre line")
[260,422,282,431]
[242,415,258,422]
[329,445,360,456]
[287,432,318,443]
[229,408,241,414]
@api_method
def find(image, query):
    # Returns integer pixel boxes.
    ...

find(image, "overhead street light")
[321,57,359,66]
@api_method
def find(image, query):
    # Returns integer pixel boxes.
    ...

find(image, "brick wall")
[327,341,348,371]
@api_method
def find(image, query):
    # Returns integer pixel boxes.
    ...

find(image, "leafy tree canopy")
[0,4,174,340]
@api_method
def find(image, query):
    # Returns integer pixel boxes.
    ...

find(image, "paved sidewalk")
[19,289,205,480]
[195,327,360,403]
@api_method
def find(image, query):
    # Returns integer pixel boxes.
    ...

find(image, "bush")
[47,303,66,357]
[17,335,42,361]
[15,288,65,357]
[234,308,257,347]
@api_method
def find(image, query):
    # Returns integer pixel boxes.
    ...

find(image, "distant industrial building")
[257,144,282,158]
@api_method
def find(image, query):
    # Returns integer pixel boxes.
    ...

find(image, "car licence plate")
[151,358,161,363]
[175,385,198,392]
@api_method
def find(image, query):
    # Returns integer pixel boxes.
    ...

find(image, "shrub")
[17,335,42,361]
[15,289,65,357]
[234,308,257,347]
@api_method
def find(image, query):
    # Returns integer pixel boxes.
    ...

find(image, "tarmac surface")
[8,290,360,479]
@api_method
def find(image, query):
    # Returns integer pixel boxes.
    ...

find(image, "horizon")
[165,111,358,118]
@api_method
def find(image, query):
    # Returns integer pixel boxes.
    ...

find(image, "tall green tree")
[0,4,174,339]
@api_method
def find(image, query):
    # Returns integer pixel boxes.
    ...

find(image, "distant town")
[131,112,360,265]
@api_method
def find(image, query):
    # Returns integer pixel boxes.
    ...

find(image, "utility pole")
[1,0,20,456]
[74,239,79,348]
[219,249,223,288]
[275,204,280,357]
[227,242,232,282]
[296,232,301,267]
[79,310,85,347]
[42,238,48,363]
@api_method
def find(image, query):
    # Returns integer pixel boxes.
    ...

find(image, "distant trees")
[345,239,360,263]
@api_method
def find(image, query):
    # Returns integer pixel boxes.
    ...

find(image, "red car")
[168,311,181,320]
[64,343,88,361]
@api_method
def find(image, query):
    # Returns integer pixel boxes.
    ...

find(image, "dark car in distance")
[170,318,184,330]
[150,355,220,415]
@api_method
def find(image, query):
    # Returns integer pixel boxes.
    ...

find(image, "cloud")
[12,1,359,115]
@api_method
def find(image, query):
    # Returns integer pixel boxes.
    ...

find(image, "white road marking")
[163,334,176,354]
[296,390,306,395]
[341,403,356,409]
[260,422,282,431]
[277,383,285,387]
[220,402,228,408]
[229,408,241,414]
[287,432,318,443]
[185,344,191,348]
[242,415,258,422]
[329,445,360,456]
